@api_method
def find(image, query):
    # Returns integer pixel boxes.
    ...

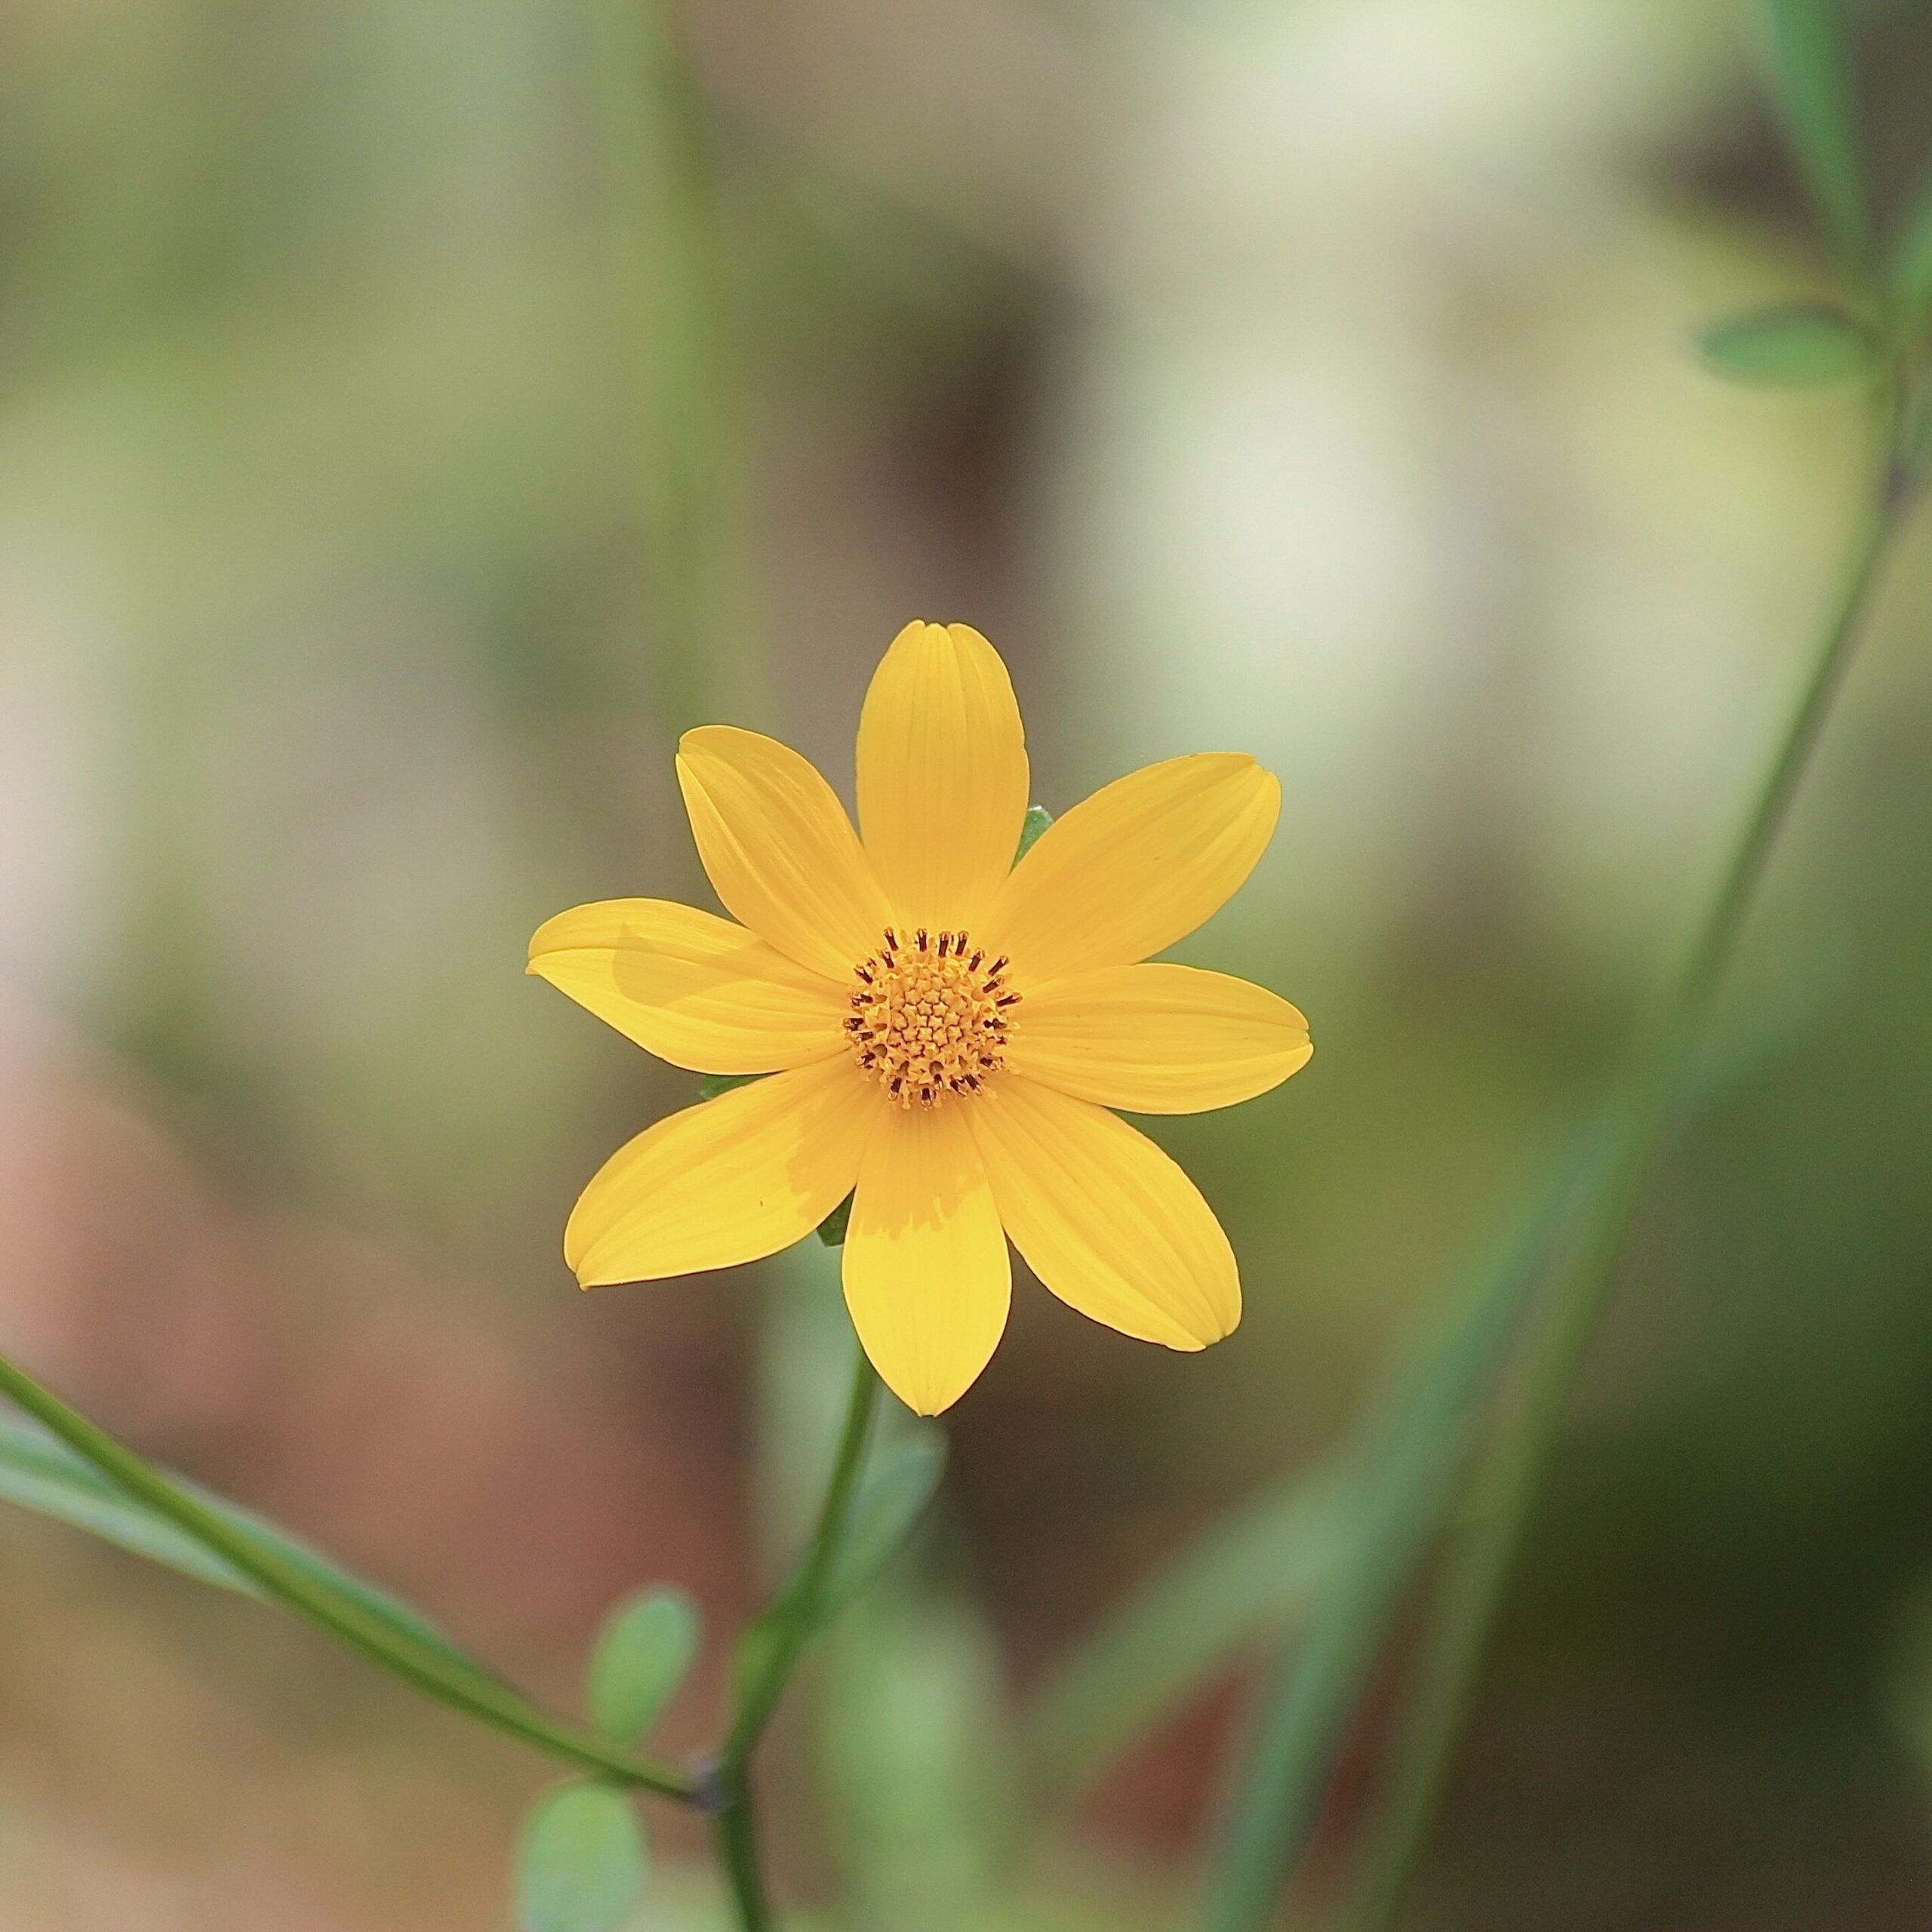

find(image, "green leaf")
[0,1355,691,1795]
[697,1071,765,1101]
[1697,303,1881,386]
[515,1785,648,1932]
[815,1190,854,1248]
[1199,1118,1612,1932]
[0,1423,248,1590]
[0,1422,489,1678]
[820,1426,946,1622]
[1013,803,1053,865]
[1196,1019,1803,1930]
[1759,0,1869,268]
[586,1588,701,1743]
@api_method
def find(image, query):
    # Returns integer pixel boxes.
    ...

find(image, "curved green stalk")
[710,1791,775,1932]
[0,1350,694,1801]
[1337,408,1913,1930]
[728,1346,879,1759]
[706,1343,878,1928]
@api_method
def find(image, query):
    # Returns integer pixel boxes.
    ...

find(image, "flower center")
[845,926,1019,1106]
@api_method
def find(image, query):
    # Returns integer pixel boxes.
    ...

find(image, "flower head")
[528,623,1311,1414]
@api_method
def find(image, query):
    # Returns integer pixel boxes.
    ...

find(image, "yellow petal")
[1004,963,1312,1114]
[677,726,894,983]
[567,1057,877,1285]
[968,1075,1238,1349]
[528,899,852,1074]
[855,621,1030,934]
[842,1101,1011,1415]
[981,754,1279,986]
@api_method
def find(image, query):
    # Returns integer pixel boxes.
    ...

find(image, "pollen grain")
[845,925,1019,1107]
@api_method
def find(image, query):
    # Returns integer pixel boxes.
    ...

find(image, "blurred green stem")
[710,1787,774,1932]
[589,0,761,734]
[0,1349,695,1800]
[729,1345,879,1759]
[710,1344,878,1928]
[1339,401,1915,1930]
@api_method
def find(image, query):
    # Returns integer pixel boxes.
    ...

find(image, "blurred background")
[3,0,1932,1926]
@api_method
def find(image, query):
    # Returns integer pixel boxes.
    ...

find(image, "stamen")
[845,924,1021,1106]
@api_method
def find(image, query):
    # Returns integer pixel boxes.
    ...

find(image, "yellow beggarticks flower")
[528,623,1311,1414]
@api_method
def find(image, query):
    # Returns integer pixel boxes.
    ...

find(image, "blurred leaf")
[1698,304,1881,386]
[0,1422,490,1678]
[820,1425,947,1622]
[1759,0,1870,268]
[1890,167,1932,325]
[697,1072,766,1100]
[1199,1118,1612,1932]
[816,1190,854,1247]
[1198,1010,1813,1929]
[586,1587,702,1743]
[824,1583,1016,1927]
[515,1785,648,1932]
[1023,1469,1349,1803]
[0,1359,689,1794]
[1014,803,1054,863]
[0,1423,250,1591]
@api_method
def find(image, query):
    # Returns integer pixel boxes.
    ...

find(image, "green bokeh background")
[2,1,1931,1926]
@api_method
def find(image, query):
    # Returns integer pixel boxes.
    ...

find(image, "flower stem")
[728,1344,879,1761]
[710,1776,776,1932]
[1338,410,1914,1930]
[694,1342,877,1929]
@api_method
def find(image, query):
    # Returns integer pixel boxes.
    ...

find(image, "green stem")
[711,1782,775,1932]
[697,1344,877,1929]
[1338,416,1912,1931]
[728,1345,878,1761]
[0,1350,694,1802]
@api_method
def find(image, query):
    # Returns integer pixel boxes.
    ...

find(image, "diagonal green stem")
[704,1343,878,1930]
[728,1343,878,1761]
[1337,422,1912,1931]
[710,1786,775,1932]
[0,1349,694,1801]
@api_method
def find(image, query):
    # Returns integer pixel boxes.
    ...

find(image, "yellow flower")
[529,623,1311,1414]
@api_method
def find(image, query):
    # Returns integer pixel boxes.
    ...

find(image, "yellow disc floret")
[846,926,1020,1106]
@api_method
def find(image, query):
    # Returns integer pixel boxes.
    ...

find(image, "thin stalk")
[1338,417,1912,1932]
[699,1344,877,1929]
[728,1346,879,1759]
[0,1350,694,1801]
[711,1783,775,1932]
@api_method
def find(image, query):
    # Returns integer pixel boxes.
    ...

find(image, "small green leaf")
[1759,0,1869,268]
[1013,803,1053,865]
[586,1588,700,1743]
[821,1426,947,1621]
[1697,303,1881,386]
[515,1785,647,1932]
[697,1071,766,1101]
[816,1191,854,1247]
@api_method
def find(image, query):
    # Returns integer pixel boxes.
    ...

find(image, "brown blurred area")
[5,1,1932,1927]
